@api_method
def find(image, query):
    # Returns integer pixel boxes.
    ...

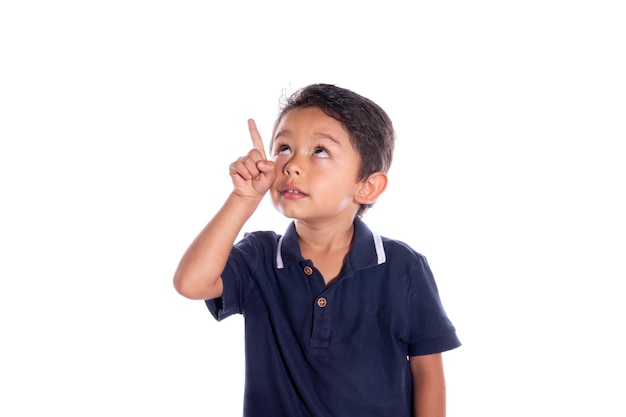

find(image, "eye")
[274,144,291,156]
[313,147,330,158]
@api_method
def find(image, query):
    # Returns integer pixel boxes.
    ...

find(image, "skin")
[269,107,386,282]
[411,353,447,417]
[173,107,447,416]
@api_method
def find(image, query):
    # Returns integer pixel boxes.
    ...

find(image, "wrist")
[229,191,264,211]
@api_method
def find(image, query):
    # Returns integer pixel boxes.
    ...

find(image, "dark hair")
[272,84,395,216]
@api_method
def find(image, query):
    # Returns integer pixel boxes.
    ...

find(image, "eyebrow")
[314,133,341,145]
[273,130,342,146]
[273,130,289,141]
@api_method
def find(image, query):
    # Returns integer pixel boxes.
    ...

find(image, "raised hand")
[229,119,276,199]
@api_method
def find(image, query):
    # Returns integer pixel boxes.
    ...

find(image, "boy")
[174,84,461,417]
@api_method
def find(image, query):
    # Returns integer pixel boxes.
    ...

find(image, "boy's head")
[272,84,395,216]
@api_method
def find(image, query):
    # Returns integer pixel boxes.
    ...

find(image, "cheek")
[273,154,290,166]
[269,188,282,209]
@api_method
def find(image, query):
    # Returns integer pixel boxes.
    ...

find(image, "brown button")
[303,266,313,276]
[317,297,327,308]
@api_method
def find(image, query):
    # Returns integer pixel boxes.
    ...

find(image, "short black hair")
[272,84,395,216]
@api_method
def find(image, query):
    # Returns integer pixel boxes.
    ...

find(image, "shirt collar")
[276,217,386,271]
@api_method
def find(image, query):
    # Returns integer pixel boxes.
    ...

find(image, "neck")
[295,217,355,253]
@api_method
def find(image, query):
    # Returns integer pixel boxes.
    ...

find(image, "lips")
[279,184,308,198]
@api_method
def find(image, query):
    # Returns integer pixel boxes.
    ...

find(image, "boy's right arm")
[173,120,275,300]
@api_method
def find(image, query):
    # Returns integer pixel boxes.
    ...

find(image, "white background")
[1,1,625,415]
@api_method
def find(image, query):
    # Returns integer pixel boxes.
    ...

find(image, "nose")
[283,154,303,176]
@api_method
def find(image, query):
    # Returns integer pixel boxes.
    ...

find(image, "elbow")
[173,268,222,300]
[173,271,192,299]
[173,272,201,300]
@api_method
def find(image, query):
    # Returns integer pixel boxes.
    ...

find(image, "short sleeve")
[204,231,278,322]
[205,234,257,321]
[405,255,461,356]
[204,248,247,321]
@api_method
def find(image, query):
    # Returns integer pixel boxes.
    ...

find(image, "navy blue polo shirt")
[206,218,460,417]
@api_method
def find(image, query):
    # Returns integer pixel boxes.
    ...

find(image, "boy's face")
[270,107,364,223]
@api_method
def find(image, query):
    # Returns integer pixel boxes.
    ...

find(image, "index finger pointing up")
[248,119,267,160]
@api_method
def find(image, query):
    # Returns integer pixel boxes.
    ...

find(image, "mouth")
[278,185,308,198]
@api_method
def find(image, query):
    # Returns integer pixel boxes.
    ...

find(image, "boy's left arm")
[410,353,446,417]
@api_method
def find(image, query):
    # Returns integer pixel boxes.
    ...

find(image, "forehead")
[272,107,350,142]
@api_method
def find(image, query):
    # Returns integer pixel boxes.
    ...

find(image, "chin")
[275,208,302,221]
[271,202,295,219]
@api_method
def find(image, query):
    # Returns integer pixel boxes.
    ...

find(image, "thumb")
[256,160,276,182]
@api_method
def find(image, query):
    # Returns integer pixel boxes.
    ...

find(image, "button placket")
[311,290,332,349]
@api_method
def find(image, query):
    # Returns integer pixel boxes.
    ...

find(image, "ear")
[355,172,388,205]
